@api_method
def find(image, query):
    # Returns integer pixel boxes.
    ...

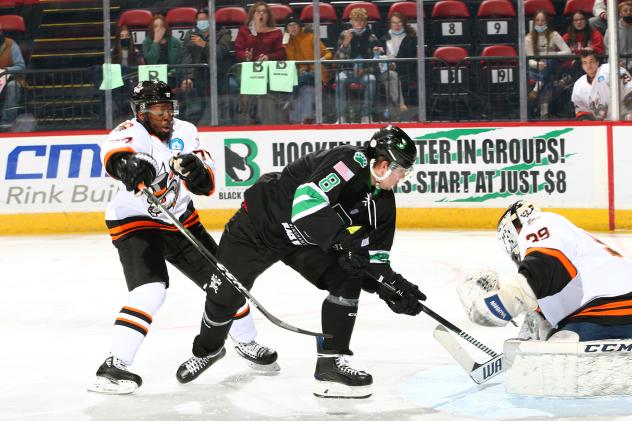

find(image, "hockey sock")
[111,282,166,365]
[229,303,257,344]
[321,295,358,353]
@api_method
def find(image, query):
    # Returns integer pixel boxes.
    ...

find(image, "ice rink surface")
[3,229,632,421]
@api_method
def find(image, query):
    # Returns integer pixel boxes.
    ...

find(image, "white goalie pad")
[504,338,632,397]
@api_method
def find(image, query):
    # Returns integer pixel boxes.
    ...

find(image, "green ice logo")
[224,138,260,187]
[354,152,367,168]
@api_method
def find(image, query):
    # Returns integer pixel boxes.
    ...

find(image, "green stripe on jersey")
[369,250,390,264]
[291,182,330,222]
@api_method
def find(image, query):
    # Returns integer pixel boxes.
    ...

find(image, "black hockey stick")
[141,187,331,338]
[373,274,499,358]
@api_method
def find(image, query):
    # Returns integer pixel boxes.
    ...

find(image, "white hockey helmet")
[497,200,541,264]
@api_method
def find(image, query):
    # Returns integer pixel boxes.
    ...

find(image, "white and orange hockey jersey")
[517,211,632,327]
[571,63,632,120]
[100,118,215,242]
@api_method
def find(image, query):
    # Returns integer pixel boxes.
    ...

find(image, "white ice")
[2,229,632,421]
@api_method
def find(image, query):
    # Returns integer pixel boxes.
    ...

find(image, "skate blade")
[313,380,372,399]
[246,360,281,372]
[87,376,139,395]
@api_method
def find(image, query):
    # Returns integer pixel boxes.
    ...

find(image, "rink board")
[0,122,630,234]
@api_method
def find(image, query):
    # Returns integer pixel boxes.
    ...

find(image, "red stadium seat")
[0,0,22,7]
[0,15,25,32]
[524,0,556,16]
[387,1,419,20]
[215,6,247,26]
[300,3,337,22]
[481,44,518,57]
[341,1,381,21]
[476,0,517,47]
[563,0,594,16]
[269,4,293,23]
[432,0,470,18]
[431,1,471,48]
[433,46,469,65]
[477,0,516,17]
[480,45,519,119]
[166,7,197,26]
[118,9,153,27]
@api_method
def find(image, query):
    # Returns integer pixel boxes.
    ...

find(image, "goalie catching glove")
[107,152,158,194]
[170,153,213,195]
[456,269,537,327]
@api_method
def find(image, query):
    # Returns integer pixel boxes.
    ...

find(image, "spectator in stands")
[235,1,285,124]
[180,8,233,124]
[376,12,417,121]
[561,10,605,86]
[571,50,632,120]
[283,14,332,124]
[590,0,607,33]
[142,14,183,86]
[525,9,571,119]
[112,25,143,69]
[0,24,26,130]
[605,1,632,73]
[334,7,380,124]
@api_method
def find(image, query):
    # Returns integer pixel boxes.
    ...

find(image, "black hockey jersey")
[243,145,396,262]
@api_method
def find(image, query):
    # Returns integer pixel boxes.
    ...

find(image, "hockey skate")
[313,354,373,399]
[176,346,226,384]
[87,355,142,395]
[234,340,280,371]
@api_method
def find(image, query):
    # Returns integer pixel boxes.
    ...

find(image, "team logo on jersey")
[169,138,184,151]
[354,152,368,168]
[598,75,605,82]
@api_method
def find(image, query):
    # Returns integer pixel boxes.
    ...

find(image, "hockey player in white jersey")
[571,50,632,120]
[89,81,278,395]
[458,200,632,342]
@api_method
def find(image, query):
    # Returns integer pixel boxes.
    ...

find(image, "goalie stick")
[433,324,503,384]
[141,186,331,339]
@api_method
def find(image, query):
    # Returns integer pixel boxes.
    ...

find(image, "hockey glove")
[377,272,426,316]
[109,152,158,194]
[338,249,370,279]
[171,153,213,195]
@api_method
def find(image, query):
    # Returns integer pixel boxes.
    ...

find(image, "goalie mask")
[497,200,541,265]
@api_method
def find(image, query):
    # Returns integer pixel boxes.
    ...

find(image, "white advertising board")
[0,125,609,215]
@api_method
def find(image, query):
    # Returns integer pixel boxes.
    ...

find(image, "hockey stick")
[433,324,503,384]
[374,274,499,358]
[141,187,331,338]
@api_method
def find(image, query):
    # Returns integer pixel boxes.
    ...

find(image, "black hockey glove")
[377,272,426,316]
[338,249,370,279]
[108,152,157,194]
[171,153,213,195]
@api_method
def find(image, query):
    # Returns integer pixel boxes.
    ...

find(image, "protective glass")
[389,162,414,180]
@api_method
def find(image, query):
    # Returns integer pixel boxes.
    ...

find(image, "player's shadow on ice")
[83,369,280,421]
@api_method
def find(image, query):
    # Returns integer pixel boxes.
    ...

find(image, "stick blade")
[433,324,477,372]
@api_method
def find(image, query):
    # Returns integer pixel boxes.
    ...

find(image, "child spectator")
[283,14,332,124]
[334,7,380,124]
[376,12,417,121]
[525,9,571,119]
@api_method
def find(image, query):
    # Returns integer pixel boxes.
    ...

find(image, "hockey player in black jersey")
[175,125,426,398]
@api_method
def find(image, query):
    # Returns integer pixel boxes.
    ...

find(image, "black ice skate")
[313,353,373,398]
[234,340,280,371]
[87,355,142,395]
[176,346,226,383]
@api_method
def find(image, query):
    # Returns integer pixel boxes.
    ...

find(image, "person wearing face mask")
[334,7,380,124]
[525,9,571,119]
[180,9,233,124]
[605,1,632,73]
[109,25,145,123]
[376,12,418,121]
[0,24,26,130]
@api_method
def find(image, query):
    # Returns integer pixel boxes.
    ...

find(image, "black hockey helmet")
[130,80,178,117]
[367,125,417,169]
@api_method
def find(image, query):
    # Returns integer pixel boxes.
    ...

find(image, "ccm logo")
[584,343,632,352]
